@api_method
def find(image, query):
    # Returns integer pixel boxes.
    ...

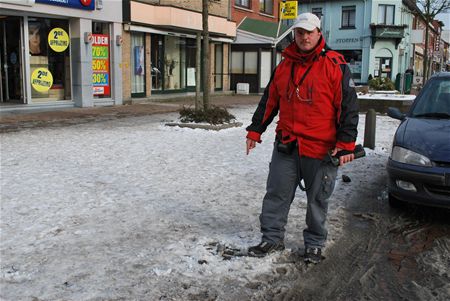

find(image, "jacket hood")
[282,36,326,64]
[396,118,450,163]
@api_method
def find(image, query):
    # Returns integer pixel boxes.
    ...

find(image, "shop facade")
[122,1,236,102]
[232,17,292,93]
[0,0,122,109]
[297,0,415,84]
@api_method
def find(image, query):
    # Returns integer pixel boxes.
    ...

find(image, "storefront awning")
[234,17,293,46]
[125,24,234,43]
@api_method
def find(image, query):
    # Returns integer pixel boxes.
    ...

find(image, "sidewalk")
[0,95,261,133]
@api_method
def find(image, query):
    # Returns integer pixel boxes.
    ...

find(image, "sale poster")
[92,34,110,96]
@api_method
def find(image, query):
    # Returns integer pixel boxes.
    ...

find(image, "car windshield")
[411,78,450,119]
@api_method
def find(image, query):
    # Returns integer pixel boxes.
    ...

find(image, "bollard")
[364,109,376,150]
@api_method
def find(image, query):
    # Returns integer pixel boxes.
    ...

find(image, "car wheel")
[388,193,404,208]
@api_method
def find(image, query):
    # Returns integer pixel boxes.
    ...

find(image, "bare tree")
[202,0,210,110]
[416,0,450,80]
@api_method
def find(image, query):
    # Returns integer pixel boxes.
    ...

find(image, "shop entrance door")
[0,16,24,103]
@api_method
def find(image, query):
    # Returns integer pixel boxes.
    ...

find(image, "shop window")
[1,17,23,103]
[341,6,356,29]
[185,39,197,88]
[164,36,185,90]
[312,7,323,18]
[231,51,243,73]
[244,52,257,74]
[179,38,187,90]
[378,4,395,25]
[235,0,250,9]
[214,44,223,90]
[260,51,272,89]
[340,50,362,81]
[151,35,163,91]
[375,57,392,79]
[231,50,257,75]
[92,22,111,98]
[131,32,145,97]
[28,17,71,102]
[260,0,273,15]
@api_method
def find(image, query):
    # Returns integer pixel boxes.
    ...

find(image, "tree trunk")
[195,32,202,110]
[202,0,210,110]
[423,22,429,81]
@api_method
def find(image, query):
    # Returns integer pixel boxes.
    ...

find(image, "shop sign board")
[280,1,298,20]
[48,28,69,52]
[92,34,110,96]
[31,67,53,92]
[35,0,95,10]
[0,0,35,6]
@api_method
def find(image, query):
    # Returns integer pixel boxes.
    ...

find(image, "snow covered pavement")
[0,105,400,300]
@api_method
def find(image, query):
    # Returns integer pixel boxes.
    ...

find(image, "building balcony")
[370,23,407,49]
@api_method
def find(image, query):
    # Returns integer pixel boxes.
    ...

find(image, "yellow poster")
[48,28,69,52]
[31,68,53,92]
[280,1,298,20]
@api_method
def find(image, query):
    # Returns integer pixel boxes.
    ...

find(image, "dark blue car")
[387,72,450,208]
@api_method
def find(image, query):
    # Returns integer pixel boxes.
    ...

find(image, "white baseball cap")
[292,13,321,31]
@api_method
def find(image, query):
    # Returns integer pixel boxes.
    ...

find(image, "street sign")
[280,1,298,20]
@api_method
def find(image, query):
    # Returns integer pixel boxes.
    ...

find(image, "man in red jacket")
[246,12,359,264]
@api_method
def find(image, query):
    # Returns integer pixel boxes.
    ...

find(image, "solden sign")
[92,34,110,96]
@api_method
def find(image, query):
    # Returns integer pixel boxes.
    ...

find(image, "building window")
[235,0,250,9]
[29,17,71,102]
[260,0,273,15]
[378,4,395,25]
[312,7,323,18]
[341,6,356,29]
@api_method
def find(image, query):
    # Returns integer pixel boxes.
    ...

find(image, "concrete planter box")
[357,95,415,114]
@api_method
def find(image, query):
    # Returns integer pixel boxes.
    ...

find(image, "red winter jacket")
[246,37,359,160]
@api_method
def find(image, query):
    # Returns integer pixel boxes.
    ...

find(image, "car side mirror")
[387,107,406,120]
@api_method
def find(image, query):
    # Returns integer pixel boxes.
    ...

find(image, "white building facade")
[298,0,415,84]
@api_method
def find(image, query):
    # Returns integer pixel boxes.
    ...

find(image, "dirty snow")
[1,106,401,300]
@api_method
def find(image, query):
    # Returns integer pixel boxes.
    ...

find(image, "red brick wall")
[232,0,281,24]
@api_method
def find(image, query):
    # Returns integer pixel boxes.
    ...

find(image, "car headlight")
[391,146,432,166]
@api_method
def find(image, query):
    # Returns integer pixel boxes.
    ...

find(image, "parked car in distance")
[386,72,450,208]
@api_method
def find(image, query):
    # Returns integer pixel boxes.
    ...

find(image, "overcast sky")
[437,12,449,30]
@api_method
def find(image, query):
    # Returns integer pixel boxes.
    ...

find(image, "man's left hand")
[331,147,355,166]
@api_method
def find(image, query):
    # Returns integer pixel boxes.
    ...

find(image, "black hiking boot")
[304,247,322,264]
[248,241,285,257]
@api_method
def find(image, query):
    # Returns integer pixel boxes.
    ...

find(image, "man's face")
[294,28,321,53]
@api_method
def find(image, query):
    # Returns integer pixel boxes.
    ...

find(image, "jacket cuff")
[247,131,262,143]
[336,140,355,151]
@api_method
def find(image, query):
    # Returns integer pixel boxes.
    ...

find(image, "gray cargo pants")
[260,142,338,249]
